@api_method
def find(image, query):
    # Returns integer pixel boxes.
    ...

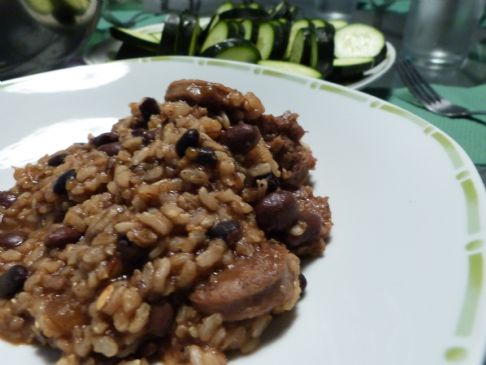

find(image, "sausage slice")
[190,242,300,321]
[165,79,264,121]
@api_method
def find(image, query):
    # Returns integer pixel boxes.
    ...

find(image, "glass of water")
[402,0,485,69]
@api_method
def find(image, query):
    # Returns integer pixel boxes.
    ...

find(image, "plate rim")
[0,56,485,364]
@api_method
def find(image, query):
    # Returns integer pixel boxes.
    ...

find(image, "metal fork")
[395,59,486,119]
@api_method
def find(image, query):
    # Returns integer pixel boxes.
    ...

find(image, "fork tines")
[395,60,442,106]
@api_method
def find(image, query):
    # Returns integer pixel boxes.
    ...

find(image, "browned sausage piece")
[165,79,264,121]
[190,242,300,321]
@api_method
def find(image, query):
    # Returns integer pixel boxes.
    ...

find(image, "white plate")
[0,57,485,365]
[84,22,396,90]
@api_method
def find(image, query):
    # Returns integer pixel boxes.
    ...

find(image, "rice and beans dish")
[0,80,332,365]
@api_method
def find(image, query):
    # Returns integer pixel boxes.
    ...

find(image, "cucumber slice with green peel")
[229,20,246,38]
[373,44,387,65]
[205,0,235,33]
[201,20,240,52]
[219,7,269,20]
[334,23,385,59]
[201,38,261,63]
[289,27,313,66]
[63,0,90,14]
[311,19,326,28]
[331,57,374,79]
[328,19,348,30]
[239,19,253,40]
[160,13,181,55]
[287,5,299,19]
[269,0,289,18]
[24,0,54,14]
[284,19,310,59]
[216,0,234,14]
[258,60,322,78]
[313,26,334,76]
[110,27,160,52]
[256,21,286,60]
[179,13,201,56]
[239,0,263,9]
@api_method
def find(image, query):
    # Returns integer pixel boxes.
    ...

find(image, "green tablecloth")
[376,85,486,165]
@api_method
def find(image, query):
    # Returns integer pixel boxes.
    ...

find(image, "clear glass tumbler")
[402,0,485,69]
[313,0,359,20]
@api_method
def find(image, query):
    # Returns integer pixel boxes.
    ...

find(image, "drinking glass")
[402,0,485,69]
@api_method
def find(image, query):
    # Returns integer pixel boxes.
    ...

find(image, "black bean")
[53,169,76,195]
[255,173,280,193]
[0,265,28,299]
[45,226,82,248]
[47,153,67,167]
[0,191,16,208]
[97,142,121,156]
[283,211,322,248]
[139,97,160,123]
[147,302,174,337]
[176,129,199,157]
[132,128,156,145]
[116,237,149,274]
[299,273,307,295]
[195,147,218,166]
[91,132,118,147]
[0,231,25,248]
[208,220,242,247]
[255,191,299,233]
[220,123,260,155]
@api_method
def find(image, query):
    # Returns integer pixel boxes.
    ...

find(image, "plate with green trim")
[0,57,485,365]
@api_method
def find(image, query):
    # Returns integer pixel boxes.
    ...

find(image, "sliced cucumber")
[313,25,334,77]
[110,27,159,52]
[201,38,261,63]
[219,7,269,20]
[238,1,263,10]
[284,19,310,59]
[201,20,239,52]
[270,0,299,20]
[256,21,286,60]
[204,0,235,34]
[287,5,299,20]
[311,19,326,28]
[178,13,202,56]
[258,60,322,78]
[24,0,54,14]
[334,23,385,59]
[373,44,387,65]
[331,57,374,79]
[160,13,181,55]
[216,0,234,14]
[289,27,313,66]
[328,19,348,30]
[63,0,90,14]
[240,19,253,40]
